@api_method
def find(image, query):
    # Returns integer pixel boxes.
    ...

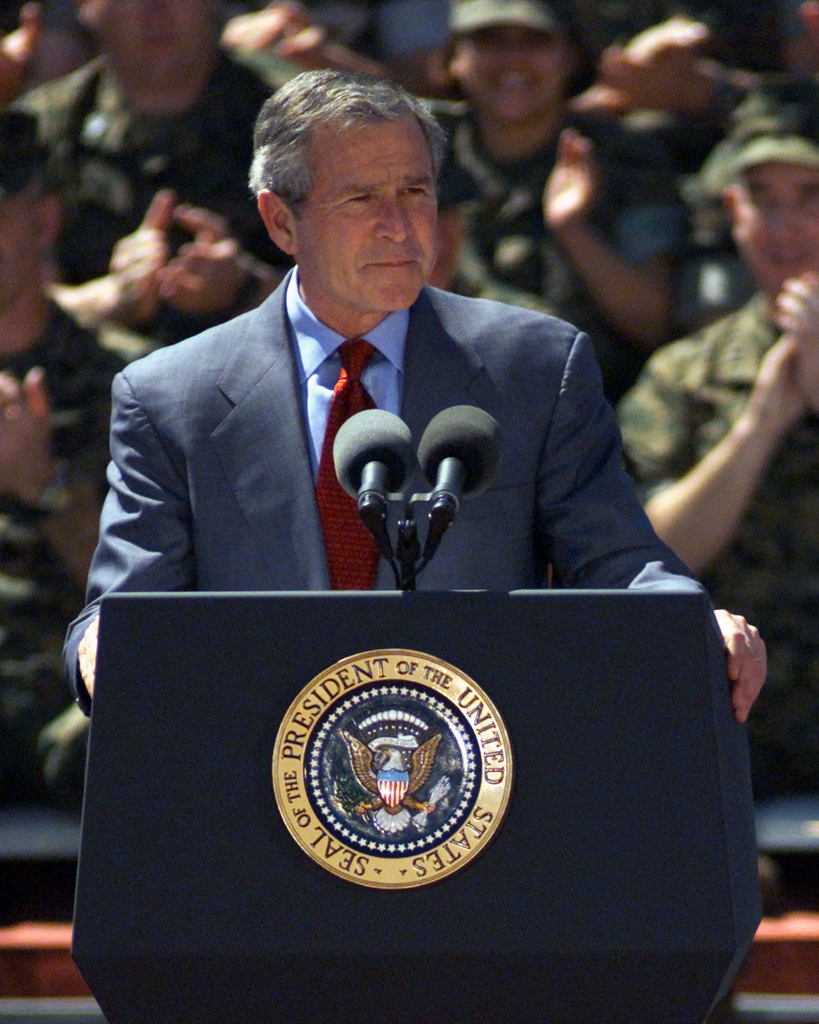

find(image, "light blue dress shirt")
[285,270,408,477]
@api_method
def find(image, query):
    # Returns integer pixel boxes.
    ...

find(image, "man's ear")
[257,190,299,257]
[722,183,740,220]
[722,183,744,238]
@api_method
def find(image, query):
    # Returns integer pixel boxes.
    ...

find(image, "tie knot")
[338,338,376,382]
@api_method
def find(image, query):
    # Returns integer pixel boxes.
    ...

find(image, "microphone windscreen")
[417,405,500,497]
[333,409,415,498]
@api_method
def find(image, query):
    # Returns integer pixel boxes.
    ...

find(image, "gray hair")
[249,69,446,214]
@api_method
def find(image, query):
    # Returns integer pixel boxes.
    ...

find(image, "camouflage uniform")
[0,303,123,806]
[435,102,688,403]
[18,53,283,346]
[618,294,819,798]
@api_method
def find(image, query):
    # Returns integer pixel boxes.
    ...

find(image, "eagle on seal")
[341,730,443,833]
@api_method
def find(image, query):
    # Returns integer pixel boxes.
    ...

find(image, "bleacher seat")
[755,797,819,855]
[0,807,81,862]
[0,997,104,1022]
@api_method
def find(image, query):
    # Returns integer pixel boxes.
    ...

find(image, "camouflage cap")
[701,78,819,195]
[449,0,566,34]
[0,110,47,201]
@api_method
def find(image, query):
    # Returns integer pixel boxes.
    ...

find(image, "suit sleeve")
[63,369,197,709]
[536,330,705,595]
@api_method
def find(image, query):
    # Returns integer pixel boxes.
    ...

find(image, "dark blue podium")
[72,589,760,1024]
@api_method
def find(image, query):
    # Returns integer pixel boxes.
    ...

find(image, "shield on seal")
[377,768,409,808]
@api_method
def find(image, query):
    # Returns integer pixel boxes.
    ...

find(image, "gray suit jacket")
[64,280,702,704]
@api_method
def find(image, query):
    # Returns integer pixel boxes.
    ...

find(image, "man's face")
[726,161,819,299]
[260,119,438,338]
[448,25,576,125]
[78,0,220,90]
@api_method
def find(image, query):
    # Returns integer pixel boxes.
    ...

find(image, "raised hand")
[107,188,175,326]
[0,2,42,105]
[543,128,599,231]
[157,203,248,315]
[775,271,819,413]
[0,365,55,505]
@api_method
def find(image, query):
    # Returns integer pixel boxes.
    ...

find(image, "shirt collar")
[286,269,408,381]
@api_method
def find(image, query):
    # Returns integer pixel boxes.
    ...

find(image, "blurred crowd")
[2,0,819,816]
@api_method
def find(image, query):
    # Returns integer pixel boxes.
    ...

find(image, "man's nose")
[375,197,411,240]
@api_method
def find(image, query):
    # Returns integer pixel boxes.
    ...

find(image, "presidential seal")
[272,649,513,888]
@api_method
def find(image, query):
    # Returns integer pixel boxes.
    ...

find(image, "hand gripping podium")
[72,589,761,1024]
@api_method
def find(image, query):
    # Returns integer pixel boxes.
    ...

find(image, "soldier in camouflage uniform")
[562,3,817,340]
[618,80,819,798]
[437,0,689,404]
[0,111,125,807]
[16,0,286,349]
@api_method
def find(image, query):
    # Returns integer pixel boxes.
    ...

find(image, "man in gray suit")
[64,69,766,719]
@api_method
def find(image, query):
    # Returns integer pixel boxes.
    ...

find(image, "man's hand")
[53,190,269,328]
[220,2,383,75]
[157,204,249,315]
[220,2,312,52]
[742,334,808,442]
[572,16,717,117]
[78,616,99,699]
[714,609,766,723]
[220,1,333,68]
[107,188,175,326]
[0,365,56,505]
[775,271,819,413]
[0,1,42,105]
[543,128,599,232]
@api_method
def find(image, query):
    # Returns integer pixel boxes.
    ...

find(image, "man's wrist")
[14,460,74,520]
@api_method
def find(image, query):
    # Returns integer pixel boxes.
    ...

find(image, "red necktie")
[316,338,380,589]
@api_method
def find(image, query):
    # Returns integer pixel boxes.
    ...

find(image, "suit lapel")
[401,289,491,487]
[210,285,331,589]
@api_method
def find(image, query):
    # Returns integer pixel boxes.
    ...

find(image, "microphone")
[416,405,500,562]
[333,409,415,562]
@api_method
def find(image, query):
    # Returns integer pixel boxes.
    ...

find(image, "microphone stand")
[366,489,450,593]
[395,504,421,591]
[344,405,499,592]
[357,485,420,591]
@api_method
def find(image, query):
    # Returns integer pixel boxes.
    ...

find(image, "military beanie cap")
[701,78,819,195]
[449,0,567,34]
